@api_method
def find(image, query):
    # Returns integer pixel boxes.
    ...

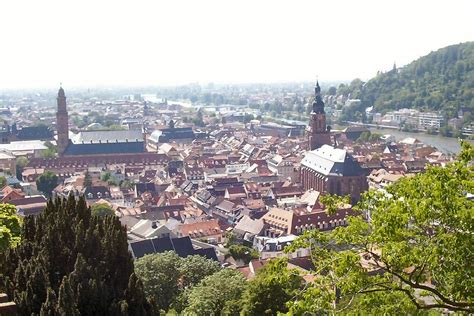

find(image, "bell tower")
[56,86,69,155]
[308,81,331,150]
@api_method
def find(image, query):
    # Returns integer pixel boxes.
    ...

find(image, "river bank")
[366,128,471,154]
[271,117,469,154]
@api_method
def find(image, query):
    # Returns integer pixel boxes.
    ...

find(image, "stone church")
[300,82,367,202]
[56,87,145,156]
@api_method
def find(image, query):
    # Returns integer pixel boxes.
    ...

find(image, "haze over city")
[0,0,473,314]
[0,0,473,89]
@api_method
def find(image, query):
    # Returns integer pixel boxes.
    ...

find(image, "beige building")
[267,154,295,180]
[0,151,16,175]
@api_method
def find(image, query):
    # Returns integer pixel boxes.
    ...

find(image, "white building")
[0,140,48,158]
[267,155,295,180]
[417,112,445,130]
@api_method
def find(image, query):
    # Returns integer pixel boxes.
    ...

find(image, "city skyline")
[0,0,473,89]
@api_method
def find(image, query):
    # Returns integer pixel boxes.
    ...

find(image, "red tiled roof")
[178,219,224,238]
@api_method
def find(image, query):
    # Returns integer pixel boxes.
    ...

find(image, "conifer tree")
[1,195,153,315]
[40,288,58,316]
[56,277,80,316]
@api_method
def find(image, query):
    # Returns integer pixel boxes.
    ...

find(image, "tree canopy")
[15,156,29,180]
[135,252,182,311]
[1,195,153,315]
[228,244,259,264]
[356,131,382,143]
[286,141,474,314]
[91,202,115,217]
[0,176,7,189]
[42,141,57,158]
[0,204,22,253]
[240,258,305,315]
[36,170,58,196]
[134,252,221,312]
[183,268,247,315]
[338,42,474,121]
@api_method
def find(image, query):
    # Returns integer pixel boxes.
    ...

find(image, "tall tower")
[56,86,69,155]
[308,81,331,150]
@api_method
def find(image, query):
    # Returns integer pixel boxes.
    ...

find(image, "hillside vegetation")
[337,42,474,119]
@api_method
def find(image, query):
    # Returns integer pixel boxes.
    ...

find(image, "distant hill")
[337,42,474,119]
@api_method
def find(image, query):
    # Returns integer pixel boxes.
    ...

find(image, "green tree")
[192,110,205,127]
[229,244,259,264]
[1,195,153,315]
[0,204,22,252]
[41,148,57,158]
[244,113,255,123]
[0,176,7,189]
[178,255,221,289]
[56,276,80,316]
[42,141,57,158]
[120,273,155,316]
[15,156,29,180]
[183,269,247,315]
[101,171,112,182]
[40,287,58,316]
[356,131,382,143]
[36,170,58,196]
[439,125,453,137]
[241,258,305,315]
[91,202,115,217]
[286,141,474,314]
[135,252,182,311]
[120,180,133,189]
[135,252,221,312]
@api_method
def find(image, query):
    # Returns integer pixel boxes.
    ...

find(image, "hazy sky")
[0,0,472,88]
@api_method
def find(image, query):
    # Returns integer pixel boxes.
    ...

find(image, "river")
[366,128,471,154]
[141,100,468,154]
[273,118,469,154]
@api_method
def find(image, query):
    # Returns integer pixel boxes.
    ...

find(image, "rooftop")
[301,145,365,177]
[71,130,144,144]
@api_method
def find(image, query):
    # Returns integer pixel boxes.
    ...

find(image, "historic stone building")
[308,81,331,150]
[56,87,69,154]
[28,87,158,173]
[301,82,367,203]
[300,145,368,202]
[55,87,145,156]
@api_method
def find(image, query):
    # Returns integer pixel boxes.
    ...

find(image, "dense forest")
[337,42,474,120]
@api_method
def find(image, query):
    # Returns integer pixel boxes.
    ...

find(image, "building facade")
[300,145,368,202]
[301,83,367,203]
[55,87,146,156]
[418,112,445,130]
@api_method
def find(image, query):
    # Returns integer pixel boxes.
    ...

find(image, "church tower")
[308,81,331,150]
[56,86,69,155]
